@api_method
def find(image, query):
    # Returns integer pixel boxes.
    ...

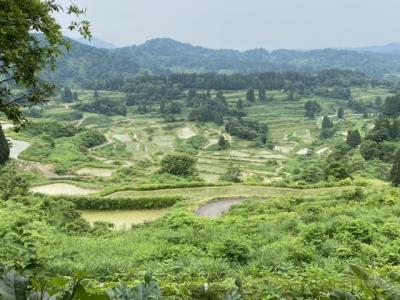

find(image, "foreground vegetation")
[2,179,400,298]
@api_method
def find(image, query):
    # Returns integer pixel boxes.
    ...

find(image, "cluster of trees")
[164,70,371,91]
[304,100,322,119]
[125,78,184,107]
[82,70,372,94]
[296,144,353,183]
[160,100,182,117]
[245,88,268,103]
[159,153,197,177]
[360,117,400,161]
[346,96,384,114]
[314,87,352,100]
[320,115,335,139]
[188,91,228,124]
[225,118,269,143]
[60,87,78,102]
[382,94,400,117]
[24,121,78,138]
[75,97,127,116]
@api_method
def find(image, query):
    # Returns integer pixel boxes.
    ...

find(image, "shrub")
[159,153,197,177]
[44,195,183,210]
[210,238,250,264]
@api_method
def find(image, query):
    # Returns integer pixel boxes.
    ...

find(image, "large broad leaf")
[73,283,109,300]
[134,282,161,300]
[107,282,162,300]
[0,272,29,300]
[107,284,137,300]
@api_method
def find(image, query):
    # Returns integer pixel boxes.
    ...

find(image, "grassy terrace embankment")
[107,185,357,204]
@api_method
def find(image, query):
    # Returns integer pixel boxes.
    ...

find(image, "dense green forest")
[42,37,400,88]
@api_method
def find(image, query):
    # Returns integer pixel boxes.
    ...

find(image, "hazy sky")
[57,0,400,50]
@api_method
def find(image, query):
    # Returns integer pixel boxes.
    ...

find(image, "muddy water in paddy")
[178,127,196,139]
[30,183,97,196]
[81,209,169,229]
[75,167,114,177]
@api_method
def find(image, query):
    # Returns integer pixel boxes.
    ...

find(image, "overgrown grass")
[48,195,184,210]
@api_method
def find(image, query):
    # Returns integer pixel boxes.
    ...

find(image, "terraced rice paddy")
[30,183,98,196]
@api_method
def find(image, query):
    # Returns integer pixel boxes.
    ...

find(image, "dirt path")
[296,148,309,155]
[203,138,218,149]
[9,138,30,159]
[196,198,244,218]
[89,132,113,151]
[316,147,330,155]
[75,116,87,127]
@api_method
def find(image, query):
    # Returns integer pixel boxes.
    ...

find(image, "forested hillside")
[44,37,400,87]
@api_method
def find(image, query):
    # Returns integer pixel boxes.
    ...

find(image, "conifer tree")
[61,87,73,102]
[258,87,267,102]
[321,116,333,129]
[346,130,362,148]
[391,151,400,186]
[218,135,229,149]
[246,89,255,103]
[236,99,244,110]
[337,107,344,119]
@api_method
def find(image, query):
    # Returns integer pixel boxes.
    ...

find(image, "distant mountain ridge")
[45,37,400,86]
[351,43,400,56]
[75,36,116,49]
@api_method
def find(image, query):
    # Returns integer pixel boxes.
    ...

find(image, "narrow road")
[75,115,87,127]
[196,198,244,218]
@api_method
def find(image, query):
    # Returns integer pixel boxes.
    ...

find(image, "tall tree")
[383,94,400,117]
[236,99,244,110]
[389,119,400,140]
[391,151,400,186]
[61,87,73,102]
[337,107,344,119]
[258,87,267,102]
[0,125,10,165]
[218,135,229,149]
[346,130,362,148]
[304,101,321,119]
[321,116,333,129]
[0,1,90,126]
[246,89,255,103]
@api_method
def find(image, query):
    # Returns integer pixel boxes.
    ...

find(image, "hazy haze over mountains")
[82,35,400,56]
[56,0,400,50]
[75,37,117,49]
